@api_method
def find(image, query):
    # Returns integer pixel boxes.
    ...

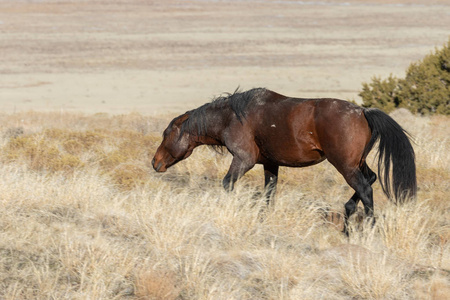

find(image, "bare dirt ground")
[0,0,449,114]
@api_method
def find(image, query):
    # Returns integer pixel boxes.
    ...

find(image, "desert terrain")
[0,0,449,299]
[1,0,449,114]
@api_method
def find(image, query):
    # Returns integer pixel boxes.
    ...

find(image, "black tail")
[363,108,417,202]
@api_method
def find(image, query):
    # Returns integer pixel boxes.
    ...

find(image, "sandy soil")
[0,0,449,114]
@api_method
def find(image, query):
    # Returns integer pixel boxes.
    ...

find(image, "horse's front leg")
[263,163,279,205]
[222,155,256,192]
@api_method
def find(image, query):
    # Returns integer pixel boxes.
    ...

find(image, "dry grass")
[0,109,448,299]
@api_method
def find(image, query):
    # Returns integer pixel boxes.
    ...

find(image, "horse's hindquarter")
[314,99,371,169]
[252,99,325,167]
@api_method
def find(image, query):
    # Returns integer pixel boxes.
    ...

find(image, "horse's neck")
[192,108,227,146]
[196,135,222,146]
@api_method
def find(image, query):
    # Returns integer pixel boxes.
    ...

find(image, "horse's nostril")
[151,158,155,166]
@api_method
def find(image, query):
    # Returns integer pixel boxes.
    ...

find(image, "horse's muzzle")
[152,157,165,172]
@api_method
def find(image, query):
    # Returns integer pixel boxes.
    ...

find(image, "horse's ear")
[179,113,190,123]
[169,113,189,129]
[177,113,190,129]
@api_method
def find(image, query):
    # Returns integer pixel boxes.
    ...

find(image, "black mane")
[180,87,267,137]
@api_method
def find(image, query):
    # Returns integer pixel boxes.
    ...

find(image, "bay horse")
[152,88,416,234]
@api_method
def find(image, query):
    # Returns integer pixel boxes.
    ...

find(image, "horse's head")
[152,114,194,172]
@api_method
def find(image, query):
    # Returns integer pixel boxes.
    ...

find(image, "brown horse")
[152,88,416,234]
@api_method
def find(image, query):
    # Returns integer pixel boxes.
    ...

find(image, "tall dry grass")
[0,109,448,299]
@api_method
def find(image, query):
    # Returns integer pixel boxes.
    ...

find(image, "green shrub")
[360,75,400,113]
[360,40,450,115]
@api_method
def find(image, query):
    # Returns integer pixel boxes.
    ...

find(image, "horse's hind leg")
[344,162,377,236]
[344,164,376,233]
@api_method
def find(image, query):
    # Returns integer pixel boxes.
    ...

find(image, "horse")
[152,88,417,234]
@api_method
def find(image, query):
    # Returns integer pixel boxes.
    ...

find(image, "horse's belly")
[259,144,325,167]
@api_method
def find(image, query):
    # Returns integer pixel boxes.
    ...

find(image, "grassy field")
[0,109,448,299]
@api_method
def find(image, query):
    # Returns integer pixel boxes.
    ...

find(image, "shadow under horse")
[152,88,417,234]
